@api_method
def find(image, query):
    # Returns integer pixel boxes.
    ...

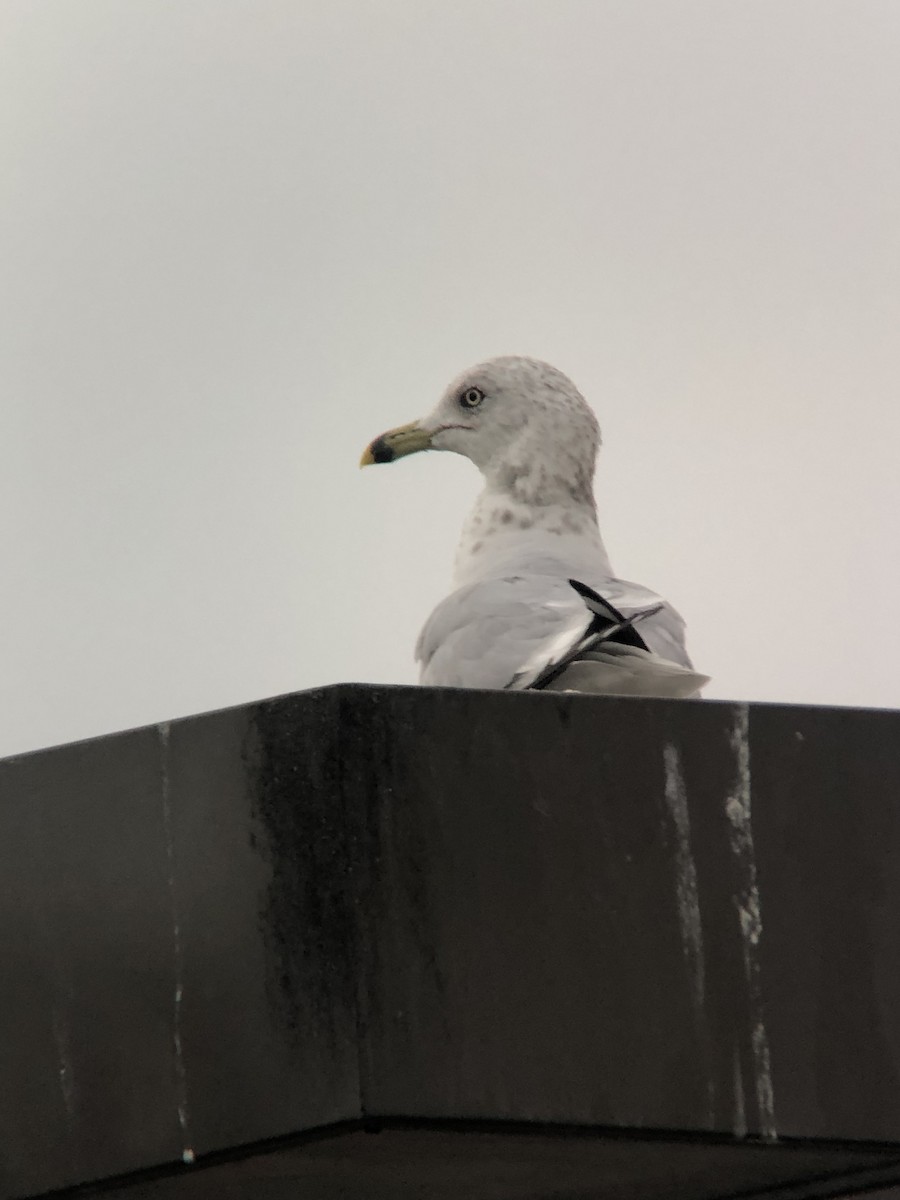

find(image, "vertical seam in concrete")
[726,702,777,1141]
[159,722,194,1164]
[24,796,77,1170]
[334,690,368,1122]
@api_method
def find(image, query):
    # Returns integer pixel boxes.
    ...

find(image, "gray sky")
[2,0,899,758]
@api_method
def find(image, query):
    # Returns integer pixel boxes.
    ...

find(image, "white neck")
[453,484,614,587]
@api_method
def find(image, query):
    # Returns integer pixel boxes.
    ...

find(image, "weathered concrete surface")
[2,686,900,1198]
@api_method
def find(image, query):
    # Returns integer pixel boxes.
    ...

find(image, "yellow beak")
[360,420,433,466]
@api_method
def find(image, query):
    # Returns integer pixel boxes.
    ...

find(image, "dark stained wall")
[2,686,900,1198]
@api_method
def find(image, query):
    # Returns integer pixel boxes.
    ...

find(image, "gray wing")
[592,576,696,670]
[416,574,708,696]
[416,576,591,690]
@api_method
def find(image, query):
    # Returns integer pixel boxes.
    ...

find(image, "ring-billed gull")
[361,356,708,697]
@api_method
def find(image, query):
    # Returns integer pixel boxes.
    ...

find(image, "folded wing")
[416,575,709,698]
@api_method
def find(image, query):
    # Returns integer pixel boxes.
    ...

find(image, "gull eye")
[459,386,485,410]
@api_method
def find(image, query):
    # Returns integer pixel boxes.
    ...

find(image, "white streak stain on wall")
[663,742,706,1011]
[726,703,777,1141]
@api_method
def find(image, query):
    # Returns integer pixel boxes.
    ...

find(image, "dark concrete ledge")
[2,685,900,1199]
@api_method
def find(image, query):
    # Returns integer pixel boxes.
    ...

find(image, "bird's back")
[416,571,706,696]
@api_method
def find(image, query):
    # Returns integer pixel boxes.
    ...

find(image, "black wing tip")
[568,577,597,601]
[568,578,627,623]
[567,578,654,653]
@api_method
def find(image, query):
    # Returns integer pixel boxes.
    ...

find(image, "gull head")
[360,356,600,505]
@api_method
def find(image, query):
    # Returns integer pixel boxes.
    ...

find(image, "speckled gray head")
[360,355,601,505]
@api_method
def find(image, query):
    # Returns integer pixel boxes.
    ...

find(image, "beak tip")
[359,436,395,468]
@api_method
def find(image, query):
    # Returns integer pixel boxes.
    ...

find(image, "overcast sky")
[2,0,899,757]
